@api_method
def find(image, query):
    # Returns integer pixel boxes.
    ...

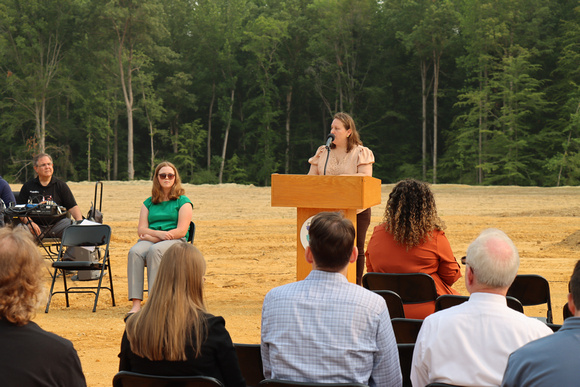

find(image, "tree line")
[1,0,579,187]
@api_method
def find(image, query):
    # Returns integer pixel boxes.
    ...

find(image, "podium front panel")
[296,208,356,283]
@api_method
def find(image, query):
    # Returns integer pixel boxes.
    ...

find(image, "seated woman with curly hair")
[365,179,461,319]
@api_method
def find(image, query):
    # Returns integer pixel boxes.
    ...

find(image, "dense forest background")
[1,0,579,186]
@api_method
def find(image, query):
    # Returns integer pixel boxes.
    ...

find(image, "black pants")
[356,208,372,285]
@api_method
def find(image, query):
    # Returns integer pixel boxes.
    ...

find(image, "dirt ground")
[11,181,580,387]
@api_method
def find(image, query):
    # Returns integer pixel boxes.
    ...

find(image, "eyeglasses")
[37,162,53,168]
[159,173,175,180]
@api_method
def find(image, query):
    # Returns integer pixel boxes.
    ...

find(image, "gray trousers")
[127,239,184,300]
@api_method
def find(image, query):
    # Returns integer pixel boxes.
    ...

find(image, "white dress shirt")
[411,292,553,387]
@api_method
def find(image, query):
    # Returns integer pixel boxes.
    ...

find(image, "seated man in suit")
[411,228,553,387]
[0,227,86,386]
[261,212,402,387]
[17,153,82,238]
[502,259,580,386]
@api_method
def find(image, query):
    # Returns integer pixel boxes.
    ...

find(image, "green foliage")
[0,0,580,187]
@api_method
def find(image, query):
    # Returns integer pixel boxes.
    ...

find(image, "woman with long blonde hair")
[126,161,193,315]
[119,242,245,386]
[365,179,461,318]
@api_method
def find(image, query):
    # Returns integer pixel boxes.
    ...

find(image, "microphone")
[325,133,335,148]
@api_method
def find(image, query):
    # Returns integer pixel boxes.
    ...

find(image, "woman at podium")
[308,112,374,285]
[365,179,462,318]
[126,162,193,316]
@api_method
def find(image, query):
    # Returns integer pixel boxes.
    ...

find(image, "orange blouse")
[365,225,462,319]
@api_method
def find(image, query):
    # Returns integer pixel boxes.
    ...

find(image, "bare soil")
[11,181,580,387]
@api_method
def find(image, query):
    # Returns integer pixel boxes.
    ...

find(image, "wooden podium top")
[271,174,381,209]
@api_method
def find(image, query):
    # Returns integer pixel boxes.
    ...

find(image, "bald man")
[411,228,552,387]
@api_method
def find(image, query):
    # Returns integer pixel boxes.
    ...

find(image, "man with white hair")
[411,228,552,387]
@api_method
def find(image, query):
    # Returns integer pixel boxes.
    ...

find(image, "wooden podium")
[271,174,382,283]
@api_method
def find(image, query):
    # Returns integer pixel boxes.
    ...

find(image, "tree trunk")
[113,115,118,181]
[207,82,215,169]
[285,86,293,174]
[421,60,428,181]
[219,88,235,184]
[87,133,91,182]
[118,44,135,180]
[432,50,440,184]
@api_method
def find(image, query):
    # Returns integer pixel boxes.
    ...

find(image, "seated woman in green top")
[127,161,193,315]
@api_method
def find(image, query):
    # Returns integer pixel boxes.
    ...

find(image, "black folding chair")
[373,290,405,319]
[391,318,423,344]
[507,274,553,323]
[397,343,414,387]
[188,221,196,243]
[234,343,264,387]
[259,380,368,387]
[563,301,573,320]
[45,224,115,313]
[362,273,438,316]
[435,294,524,313]
[112,371,224,387]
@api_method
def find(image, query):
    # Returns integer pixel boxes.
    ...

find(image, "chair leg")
[107,255,116,307]
[62,270,70,308]
[45,267,59,313]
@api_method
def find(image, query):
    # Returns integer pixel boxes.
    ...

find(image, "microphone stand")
[323,146,331,175]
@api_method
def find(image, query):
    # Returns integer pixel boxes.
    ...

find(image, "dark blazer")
[0,319,86,387]
[119,314,245,387]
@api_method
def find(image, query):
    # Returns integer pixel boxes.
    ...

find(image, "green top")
[144,195,193,239]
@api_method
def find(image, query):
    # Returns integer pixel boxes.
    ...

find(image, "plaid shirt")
[261,270,402,387]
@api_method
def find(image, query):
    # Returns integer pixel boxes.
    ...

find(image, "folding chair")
[391,318,423,344]
[362,273,438,318]
[373,290,405,318]
[563,302,573,320]
[397,343,414,387]
[112,371,224,387]
[45,224,115,313]
[435,294,524,313]
[259,380,368,387]
[507,274,553,323]
[234,343,264,387]
[188,221,196,243]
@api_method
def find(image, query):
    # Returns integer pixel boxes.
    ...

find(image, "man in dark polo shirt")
[17,153,82,238]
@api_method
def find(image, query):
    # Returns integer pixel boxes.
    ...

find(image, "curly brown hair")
[383,179,445,249]
[0,227,44,325]
[151,161,185,204]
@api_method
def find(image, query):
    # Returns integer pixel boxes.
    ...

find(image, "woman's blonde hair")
[125,242,207,361]
[0,227,45,325]
[332,112,362,153]
[151,161,185,204]
[384,179,445,249]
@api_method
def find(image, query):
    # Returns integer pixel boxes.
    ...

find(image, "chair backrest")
[397,343,414,387]
[435,294,524,314]
[563,302,573,320]
[374,290,405,318]
[258,379,368,387]
[391,318,423,344]
[435,295,468,311]
[60,224,111,249]
[362,273,438,304]
[112,371,224,387]
[234,343,264,387]
[507,274,552,323]
[188,221,196,244]
[546,323,562,332]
